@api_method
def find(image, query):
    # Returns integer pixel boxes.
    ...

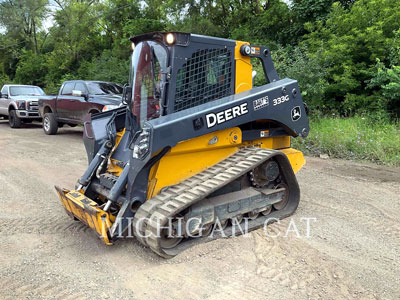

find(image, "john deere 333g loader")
[55,32,310,258]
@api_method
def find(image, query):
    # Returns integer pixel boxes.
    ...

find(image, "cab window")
[174,48,233,112]
[61,83,75,95]
[74,82,87,94]
[1,86,7,96]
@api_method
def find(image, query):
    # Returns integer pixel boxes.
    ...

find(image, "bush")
[0,73,11,87]
[303,0,400,116]
[368,59,400,116]
[78,50,129,84]
[272,46,329,112]
[252,46,328,114]
[14,51,47,87]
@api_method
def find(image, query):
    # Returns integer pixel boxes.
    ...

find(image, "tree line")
[0,0,399,117]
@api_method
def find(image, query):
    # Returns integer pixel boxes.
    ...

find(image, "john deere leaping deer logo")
[291,106,301,121]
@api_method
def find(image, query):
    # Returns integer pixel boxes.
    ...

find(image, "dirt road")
[0,120,399,300]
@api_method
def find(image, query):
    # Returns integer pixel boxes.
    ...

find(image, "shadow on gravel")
[21,123,42,129]
[0,119,42,129]
[56,128,83,136]
[0,119,83,137]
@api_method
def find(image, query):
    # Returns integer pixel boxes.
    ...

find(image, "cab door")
[72,82,91,122]
[56,82,76,119]
[0,86,11,116]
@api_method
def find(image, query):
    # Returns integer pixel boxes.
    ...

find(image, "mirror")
[72,90,88,100]
[72,90,82,97]
[122,84,132,107]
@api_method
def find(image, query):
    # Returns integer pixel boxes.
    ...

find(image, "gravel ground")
[0,119,399,300]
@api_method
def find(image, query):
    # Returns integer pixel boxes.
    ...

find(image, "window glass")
[87,82,123,95]
[9,86,45,96]
[74,82,87,94]
[61,83,75,95]
[130,41,167,126]
[1,86,7,95]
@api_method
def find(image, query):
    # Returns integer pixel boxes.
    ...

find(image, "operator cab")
[126,32,281,132]
[127,32,237,127]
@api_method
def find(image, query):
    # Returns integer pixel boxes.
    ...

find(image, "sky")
[43,1,58,32]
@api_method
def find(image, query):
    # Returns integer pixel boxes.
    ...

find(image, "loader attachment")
[55,186,114,245]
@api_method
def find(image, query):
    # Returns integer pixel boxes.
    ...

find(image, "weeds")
[292,116,400,166]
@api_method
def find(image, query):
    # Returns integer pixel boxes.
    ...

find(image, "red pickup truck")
[38,80,123,135]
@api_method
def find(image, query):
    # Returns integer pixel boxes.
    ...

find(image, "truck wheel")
[43,113,58,135]
[9,110,23,128]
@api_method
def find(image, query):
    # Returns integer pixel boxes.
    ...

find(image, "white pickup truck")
[0,84,45,128]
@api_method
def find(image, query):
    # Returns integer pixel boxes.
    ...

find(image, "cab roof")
[130,32,235,47]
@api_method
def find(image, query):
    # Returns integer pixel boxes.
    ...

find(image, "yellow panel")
[235,41,253,94]
[149,132,305,198]
[246,136,291,150]
[169,127,242,155]
[148,128,242,198]
[280,148,306,174]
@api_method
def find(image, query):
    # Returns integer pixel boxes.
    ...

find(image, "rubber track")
[133,147,292,258]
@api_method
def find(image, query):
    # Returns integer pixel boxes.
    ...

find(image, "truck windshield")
[87,82,123,95]
[130,40,167,127]
[10,86,45,96]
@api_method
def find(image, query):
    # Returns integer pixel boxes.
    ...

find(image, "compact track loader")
[55,32,310,258]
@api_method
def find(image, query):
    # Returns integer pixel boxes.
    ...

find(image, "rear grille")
[28,101,39,111]
[174,48,233,112]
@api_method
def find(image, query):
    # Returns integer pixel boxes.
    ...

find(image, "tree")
[368,36,400,116]
[42,0,105,85]
[289,0,357,42]
[99,0,142,57]
[292,0,334,24]
[303,0,400,115]
[14,50,47,86]
[271,46,328,111]
[0,0,48,54]
[78,50,129,84]
[0,60,11,86]
[230,0,294,47]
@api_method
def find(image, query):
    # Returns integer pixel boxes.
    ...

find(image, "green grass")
[292,116,400,166]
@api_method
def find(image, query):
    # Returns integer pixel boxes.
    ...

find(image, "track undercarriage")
[132,147,300,258]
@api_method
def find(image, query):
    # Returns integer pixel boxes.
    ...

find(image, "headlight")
[16,101,26,110]
[102,104,120,112]
[132,126,151,159]
[165,33,175,45]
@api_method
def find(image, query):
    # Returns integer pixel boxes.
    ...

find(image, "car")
[38,80,124,135]
[0,84,45,128]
